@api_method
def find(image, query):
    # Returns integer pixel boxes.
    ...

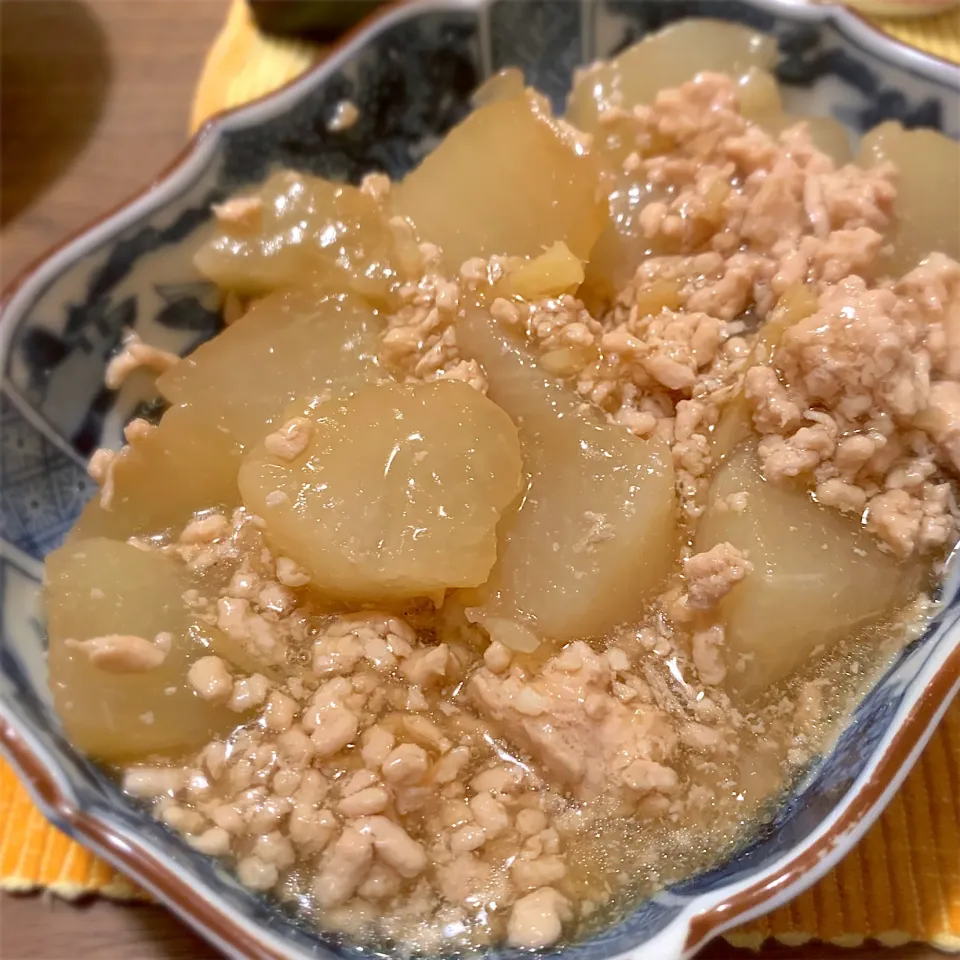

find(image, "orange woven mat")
[2,0,959,951]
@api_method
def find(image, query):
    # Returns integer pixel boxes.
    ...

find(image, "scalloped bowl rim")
[1,1,959,958]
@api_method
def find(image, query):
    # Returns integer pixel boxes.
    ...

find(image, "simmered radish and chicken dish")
[47,20,960,952]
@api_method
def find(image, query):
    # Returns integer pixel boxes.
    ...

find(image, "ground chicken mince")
[47,19,960,955]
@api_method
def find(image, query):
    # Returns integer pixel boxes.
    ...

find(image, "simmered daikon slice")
[858,121,960,273]
[194,171,412,303]
[736,68,854,164]
[46,539,244,761]
[492,241,584,301]
[696,451,918,696]
[456,306,677,645]
[239,380,522,603]
[567,19,777,131]
[390,94,605,269]
[158,289,384,449]
[73,403,241,542]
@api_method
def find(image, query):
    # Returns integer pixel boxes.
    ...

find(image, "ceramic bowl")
[1,2,958,958]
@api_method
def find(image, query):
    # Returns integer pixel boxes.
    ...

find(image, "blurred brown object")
[0,0,228,285]
[0,1,109,229]
[248,0,384,38]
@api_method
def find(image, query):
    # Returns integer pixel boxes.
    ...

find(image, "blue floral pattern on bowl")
[1,3,958,959]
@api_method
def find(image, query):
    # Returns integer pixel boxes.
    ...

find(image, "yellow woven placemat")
[3,0,959,952]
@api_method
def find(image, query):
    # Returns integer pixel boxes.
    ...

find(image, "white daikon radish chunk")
[456,306,677,645]
[158,289,384,449]
[391,95,604,269]
[239,380,523,603]
[567,19,777,131]
[46,539,243,761]
[858,121,960,273]
[696,451,918,696]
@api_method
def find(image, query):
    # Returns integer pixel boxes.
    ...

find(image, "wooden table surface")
[0,2,951,958]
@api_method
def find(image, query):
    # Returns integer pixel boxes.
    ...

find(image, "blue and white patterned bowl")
[2,2,958,958]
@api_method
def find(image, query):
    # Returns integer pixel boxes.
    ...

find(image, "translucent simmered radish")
[194,171,414,303]
[575,114,674,307]
[735,67,782,120]
[736,69,854,164]
[390,95,605,269]
[492,241,584,301]
[239,380,523,603]
[158,289,384,449]
[567,19,777,131]
[77,292,381,544]
[696,452,918,697]
[569,21,776,304]
[456,307,677,645]
[46,539,242,761]
[472,67,526,108]
[578,179,670,311]
[858,121,960,273]
[73,403,241,542]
